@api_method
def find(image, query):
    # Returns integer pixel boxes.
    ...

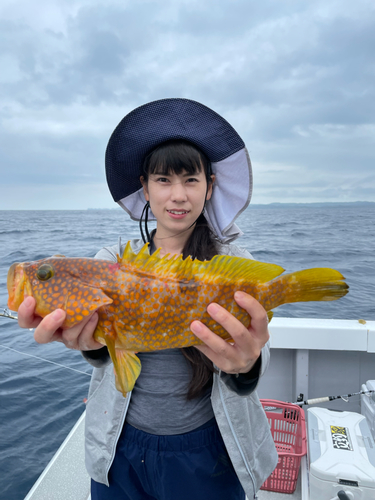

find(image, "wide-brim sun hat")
[105,98,252,243]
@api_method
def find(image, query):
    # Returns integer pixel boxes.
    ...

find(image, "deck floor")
[257,475,302,500]
[256,455,307,500]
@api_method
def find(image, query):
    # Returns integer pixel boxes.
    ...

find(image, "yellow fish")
[7,242,348,396]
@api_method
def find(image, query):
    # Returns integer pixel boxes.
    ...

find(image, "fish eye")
[36,264,55,281]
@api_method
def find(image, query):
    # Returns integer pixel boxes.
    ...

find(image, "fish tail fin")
[105,339,141,397]
[267,268,349,309]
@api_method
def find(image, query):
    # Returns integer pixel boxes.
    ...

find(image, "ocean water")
[0,204,374,500]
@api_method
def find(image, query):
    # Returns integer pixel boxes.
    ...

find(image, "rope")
[0,343,92,377]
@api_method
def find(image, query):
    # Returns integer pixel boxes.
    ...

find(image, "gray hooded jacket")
[84,239,278,499]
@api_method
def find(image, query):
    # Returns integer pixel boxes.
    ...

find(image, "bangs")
[143,140,210,178]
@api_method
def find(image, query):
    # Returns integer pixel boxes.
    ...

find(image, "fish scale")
[7,241,348,397]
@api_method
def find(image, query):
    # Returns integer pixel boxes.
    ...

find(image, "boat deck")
[23,317,375,500]
[23,408,308,500]
[24,413,90,500]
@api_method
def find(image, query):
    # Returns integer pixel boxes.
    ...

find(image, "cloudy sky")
[1,0,374,209]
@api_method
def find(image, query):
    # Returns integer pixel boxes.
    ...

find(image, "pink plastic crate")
[260,399,307,494]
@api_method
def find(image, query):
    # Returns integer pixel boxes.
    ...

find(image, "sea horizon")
[1,200,374,211]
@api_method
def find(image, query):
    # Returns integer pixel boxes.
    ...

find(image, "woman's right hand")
[17,296,103,351]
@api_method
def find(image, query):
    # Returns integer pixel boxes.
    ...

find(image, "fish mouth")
[7,263,25,311]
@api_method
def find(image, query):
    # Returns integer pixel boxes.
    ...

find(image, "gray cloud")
[0,0,374,208]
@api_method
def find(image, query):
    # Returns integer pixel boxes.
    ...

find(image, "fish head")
[7,256,113,327]
[8,258,60,314]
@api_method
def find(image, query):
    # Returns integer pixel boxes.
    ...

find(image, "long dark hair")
[142,140,219,399]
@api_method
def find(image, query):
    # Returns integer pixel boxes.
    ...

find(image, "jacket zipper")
[104,391,132,486]
[218,373,258,499]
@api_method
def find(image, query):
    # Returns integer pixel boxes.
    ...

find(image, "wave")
[0,229,34,235]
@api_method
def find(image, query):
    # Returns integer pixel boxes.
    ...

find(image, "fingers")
[60,313,102,351]
[193,293,268,349]
[234,291,269,342]
[17,293,102,351]
[190,319,244,373]
[190,312,233,355]
[190,291,269,374]
[33,309,102,351]
[18,296,42,329]
[207,301,249,347]
[33,309,67,344]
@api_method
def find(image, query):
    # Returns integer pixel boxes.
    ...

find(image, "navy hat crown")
[105,98,245,202]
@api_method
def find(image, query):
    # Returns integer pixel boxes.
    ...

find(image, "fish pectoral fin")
[64,288,113,327]
[113,350,142,397]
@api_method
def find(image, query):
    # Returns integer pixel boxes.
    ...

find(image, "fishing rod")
[0,308,18,320]
[292,390,375,406]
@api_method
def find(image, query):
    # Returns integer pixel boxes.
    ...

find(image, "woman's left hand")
[190,291,269,374]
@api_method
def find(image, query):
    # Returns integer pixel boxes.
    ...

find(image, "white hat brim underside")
[117,147,252,244]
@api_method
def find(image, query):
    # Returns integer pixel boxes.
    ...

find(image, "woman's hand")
[17,296,103,351]
[190,291,269,374]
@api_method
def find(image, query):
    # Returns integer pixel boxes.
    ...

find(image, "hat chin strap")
[139,201,151,244]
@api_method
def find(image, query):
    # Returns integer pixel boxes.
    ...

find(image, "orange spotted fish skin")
[7,254,250,350]
[7,241,348,396]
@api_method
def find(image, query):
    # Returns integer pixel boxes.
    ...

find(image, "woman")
[18,98,278,500]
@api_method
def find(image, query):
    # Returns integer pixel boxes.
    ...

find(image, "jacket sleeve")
[82,346,111,367]
[80,244,120,367]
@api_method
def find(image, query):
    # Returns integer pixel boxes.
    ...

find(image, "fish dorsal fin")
[118,242,285,285]
[191,254,285,285]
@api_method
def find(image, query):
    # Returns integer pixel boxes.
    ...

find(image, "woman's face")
[141,168,214,241]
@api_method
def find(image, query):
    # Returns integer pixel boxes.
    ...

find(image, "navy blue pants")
[91,419,245,500]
